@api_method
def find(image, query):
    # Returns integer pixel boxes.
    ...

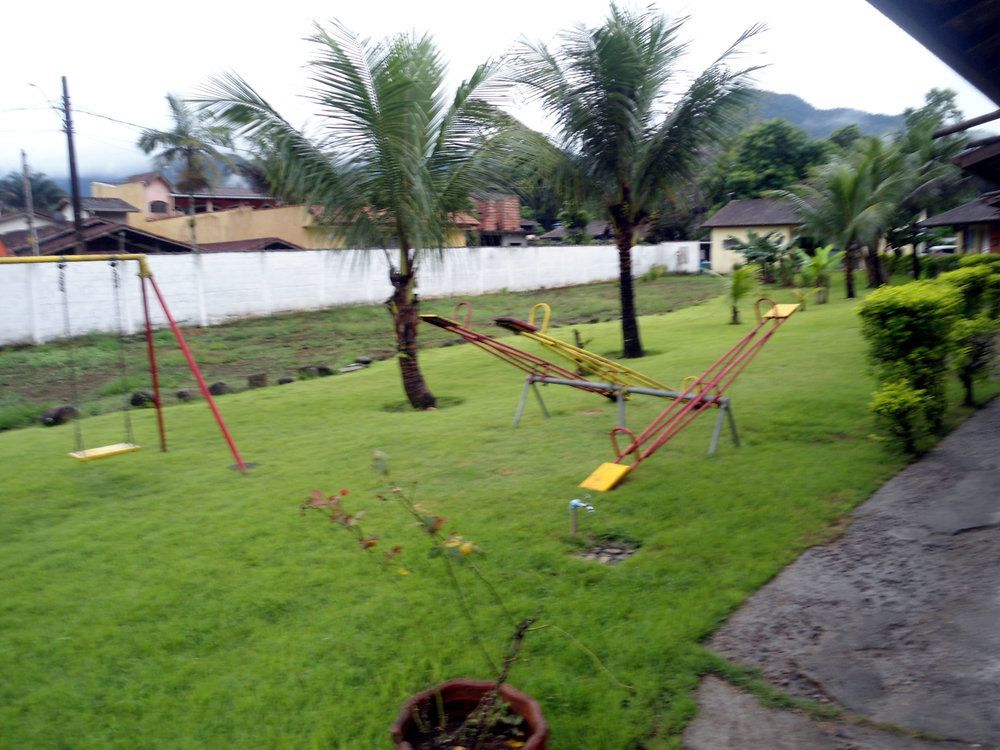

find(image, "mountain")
[746,90,904,139]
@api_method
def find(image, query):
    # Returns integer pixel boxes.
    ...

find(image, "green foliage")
[951,315,999,406]
[0,171,66,213]
[920,254,961,279]
[557,205,592,245]
[797,245,843,303]
[704,119,829,204]
[515,5,761,357]
[869,380,931,454]
[138,94,234,196]
[725,265,759,324]
[827,124,861,151]
[726,230,791,284]
[937,265,993,317]
[858,281,961,431]
[958,253,1000,269]
[639,264,670,282]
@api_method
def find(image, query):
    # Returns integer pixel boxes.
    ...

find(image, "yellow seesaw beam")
[494,303,673,392]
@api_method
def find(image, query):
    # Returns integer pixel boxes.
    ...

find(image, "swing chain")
[110,260,136,446]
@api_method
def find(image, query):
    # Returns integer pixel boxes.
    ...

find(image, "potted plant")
[302,452,561,750]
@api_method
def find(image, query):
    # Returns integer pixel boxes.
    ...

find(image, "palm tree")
[199,23,515,409]
[0,171,65,214]
[773,153,902,299]
[514,5,760,358]
[137,94,234,252]
[726,265,759,324]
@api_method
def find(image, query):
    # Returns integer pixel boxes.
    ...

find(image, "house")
[58,197,138,224]
[471,194,527,246]
[0,210,56,236]
[1,217,194,256]
[919,195,1000,254]
[700,199,801,273]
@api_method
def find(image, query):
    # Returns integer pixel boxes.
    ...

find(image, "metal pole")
[725,400,740,447]
[20,151,40,256]
[147,275,250,472]
[61,76,85,255]
[512,378,531,428]
[616,387,626,428]
[140,275,168,453]
[530,382,549,419]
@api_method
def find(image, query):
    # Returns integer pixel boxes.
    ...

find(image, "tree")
[137,94,234,252]
[726,229,790,284]
[515,5,759,358]
[703,119,828,206]
[0,171,65,214]
[200,22,515,409]
[726,265,758,324]
[828,124,862,151]
[774,152,903,299]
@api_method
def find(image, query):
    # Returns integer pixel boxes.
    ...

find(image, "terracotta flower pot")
[390,678,549,750]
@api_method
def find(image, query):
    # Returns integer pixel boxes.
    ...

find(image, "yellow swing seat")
[69,443,141,462]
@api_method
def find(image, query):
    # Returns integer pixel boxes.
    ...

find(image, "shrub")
[726,265,759,325]
[958,253,1000,269]
[937,265,993,317]
[920,254,961,278]
[986,273,1000,319]
[858,282,960,431]
[951,315,999,406]
[639,264,669,282]
[870,381,931,454]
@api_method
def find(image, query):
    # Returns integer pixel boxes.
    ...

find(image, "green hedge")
[858,282,960,437]
[958,253,1000,269]
[938,265,994,317]
[921,254,962,278]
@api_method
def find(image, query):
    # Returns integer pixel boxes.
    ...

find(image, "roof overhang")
[866,0,1000,106]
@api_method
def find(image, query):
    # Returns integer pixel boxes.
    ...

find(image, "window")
[149,200,168,214]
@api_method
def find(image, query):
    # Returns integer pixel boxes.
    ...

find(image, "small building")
[700,199,801,273]
[58,197,138,224]
[0,210,56,236]
[1,217,194,256]
[919,196,1000,254]
[472,194,527,246]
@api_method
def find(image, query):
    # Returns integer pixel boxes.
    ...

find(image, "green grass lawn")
[0,285,992,749]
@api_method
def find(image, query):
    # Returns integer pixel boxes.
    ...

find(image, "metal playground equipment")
[580,298,800,492]
[420,302,739,458]
[0,254,252,472]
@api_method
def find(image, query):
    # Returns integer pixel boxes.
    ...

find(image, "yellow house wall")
[709,225,797,273]
[91,182,470,249]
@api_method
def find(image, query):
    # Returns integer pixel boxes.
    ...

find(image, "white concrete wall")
[0,242,701,345]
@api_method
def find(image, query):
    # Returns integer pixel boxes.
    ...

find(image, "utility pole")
[20,151,40,256]
[61,76,85,254]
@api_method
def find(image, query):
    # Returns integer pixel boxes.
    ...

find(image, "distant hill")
[746,90,904,139]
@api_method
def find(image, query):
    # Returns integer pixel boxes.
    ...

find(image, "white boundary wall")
[0,242,701,345]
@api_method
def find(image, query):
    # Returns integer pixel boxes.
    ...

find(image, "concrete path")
[685,398,1000,749]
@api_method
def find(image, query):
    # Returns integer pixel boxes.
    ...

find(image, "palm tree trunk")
[844,243,857,299]
[388,266,436,410]
[612,222,644,359]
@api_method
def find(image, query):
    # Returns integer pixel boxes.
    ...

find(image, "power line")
[75,108,152,131]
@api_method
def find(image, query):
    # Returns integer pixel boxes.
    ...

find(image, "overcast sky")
[1,0,994,182]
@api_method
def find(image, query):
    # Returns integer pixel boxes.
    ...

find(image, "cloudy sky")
[1,0,994,181]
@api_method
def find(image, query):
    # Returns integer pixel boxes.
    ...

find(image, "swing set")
[0,254,251,472]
